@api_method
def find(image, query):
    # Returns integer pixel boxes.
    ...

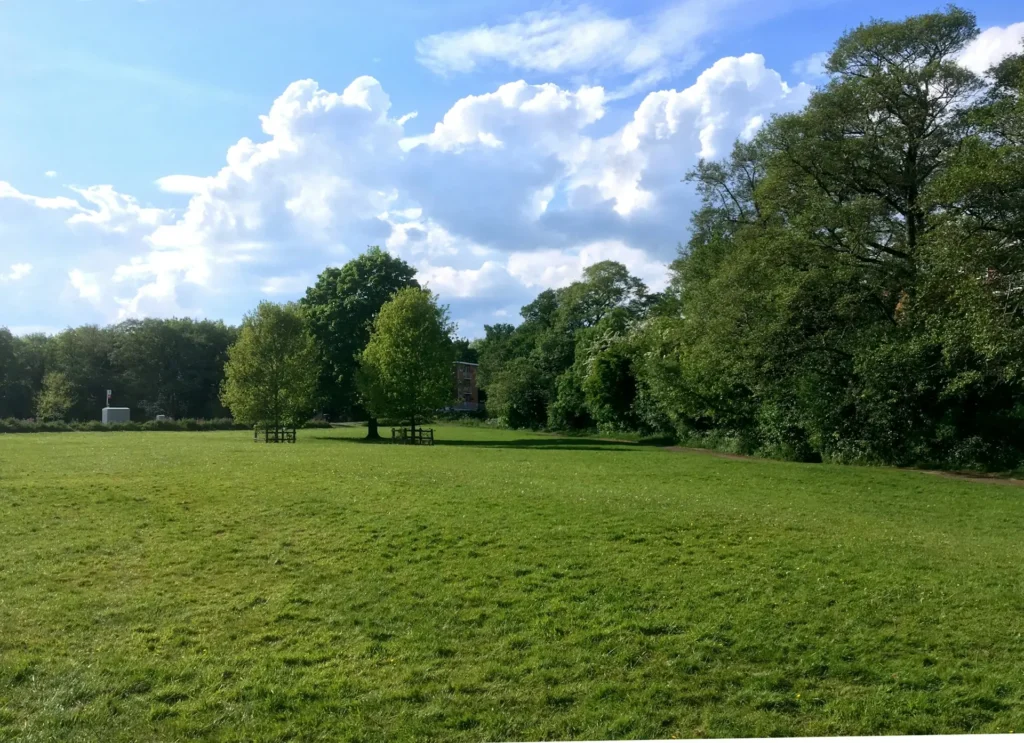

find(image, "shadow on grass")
[311,435,647,452]
[436,438,641,452]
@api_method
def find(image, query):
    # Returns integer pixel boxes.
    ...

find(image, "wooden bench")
[254,425,297,443]
[391,426,434,445]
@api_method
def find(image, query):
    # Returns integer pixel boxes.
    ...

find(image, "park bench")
[254,425,297,443]
[391,426,434,445]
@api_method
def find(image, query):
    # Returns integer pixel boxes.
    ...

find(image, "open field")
[1,425,1022,741]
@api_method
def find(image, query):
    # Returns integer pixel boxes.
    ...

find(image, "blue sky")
[2,0,1022,337]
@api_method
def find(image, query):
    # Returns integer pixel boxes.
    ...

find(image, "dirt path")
[915,469,1024,487]
[663,445,1024,487]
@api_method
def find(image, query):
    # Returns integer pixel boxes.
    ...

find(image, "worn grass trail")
[1,426,1022,741]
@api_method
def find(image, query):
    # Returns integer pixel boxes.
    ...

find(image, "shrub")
[434,408,489,422]
[368,415,439,427]
[0,418,248,434]
[0,418,72,434]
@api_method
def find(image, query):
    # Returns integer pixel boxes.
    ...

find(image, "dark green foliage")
[482,262,653,430]
[45,325,117,421]
[0,418,328,434]
[0,328,42,419]
[0,320,234,423]
[470,7,1024,471]
[629,6,1024,470]
[0,417,248,433]
[452,338,479,364]
[300,247,419,420]
[547,370,592,431]
[486,357,552,429]
[109,318,236,419]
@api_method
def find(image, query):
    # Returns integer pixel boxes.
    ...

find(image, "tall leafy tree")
[220,302,318,429]
[36,372,75,422]
[357,288,455,433]
[487,357,552,430]
[452,338,479,364]
[301,247,418,437]
[111,318,235,419]
[45,325,116,421]
[483,262,652,429]
[640,5,1024,467]
[0,328,20,418]
[9,333,50,419]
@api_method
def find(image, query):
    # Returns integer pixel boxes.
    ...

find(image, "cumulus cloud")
[568,54,812,218]
[508,241,671,291]
[0,180,181,321]
[0,263,33,282]
[67,185,171,233]
[156,175,210,195]
[1,53,811,331]
[69,269,102,303]
[402,81,606,153]
[958,22,1024,75]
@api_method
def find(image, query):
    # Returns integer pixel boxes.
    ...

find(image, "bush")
[0,418,72,434]
[377,417,434,427]
[434,408,489,422]
[0,418,248,434]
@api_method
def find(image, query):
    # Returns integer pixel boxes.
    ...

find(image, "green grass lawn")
[1,425,1022,742]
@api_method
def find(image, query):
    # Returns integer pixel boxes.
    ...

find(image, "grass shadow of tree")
[311,435,643,452]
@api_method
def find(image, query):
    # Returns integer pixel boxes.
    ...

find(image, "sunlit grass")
[1,425,1022,741]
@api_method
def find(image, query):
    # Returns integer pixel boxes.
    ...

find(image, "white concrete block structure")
[102,407,131,424]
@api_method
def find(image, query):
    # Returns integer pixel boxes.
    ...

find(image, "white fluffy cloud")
[958,22,1024,74]
[69,269,102,303]
[508,241,671,291]
[1,263,33,282]
[402,81,606,153]
[570,54,811,217]
[1,51,812,333]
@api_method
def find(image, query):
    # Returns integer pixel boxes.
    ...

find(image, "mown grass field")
[1,425,1022,742]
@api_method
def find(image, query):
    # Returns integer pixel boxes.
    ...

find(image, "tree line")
[479,7,1024,470]
[0,319,237,422]
[0,248,465,436]
[2,7,1022,468]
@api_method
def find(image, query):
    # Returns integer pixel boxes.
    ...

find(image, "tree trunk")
[366,417,381,440]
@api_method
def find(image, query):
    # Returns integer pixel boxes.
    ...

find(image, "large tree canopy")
[480,261,653,431]
[0,321,234,423]
[300,247,418,424]
[357,288,455,429]
[220,302,318,428]
[634,6,1024,467]
[110,318,235,420]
